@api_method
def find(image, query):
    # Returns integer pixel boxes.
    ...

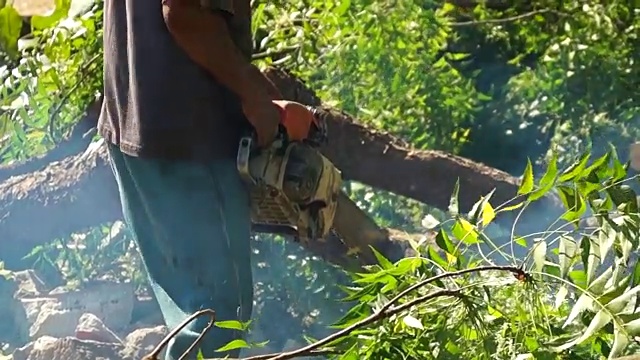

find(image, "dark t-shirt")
[98,0,253,160]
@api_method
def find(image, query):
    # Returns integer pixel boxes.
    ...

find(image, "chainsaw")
[236,100,394,265]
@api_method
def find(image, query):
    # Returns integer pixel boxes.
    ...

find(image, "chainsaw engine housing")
[237,136,342,241]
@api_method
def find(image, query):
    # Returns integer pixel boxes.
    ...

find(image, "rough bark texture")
[0,68,563,269]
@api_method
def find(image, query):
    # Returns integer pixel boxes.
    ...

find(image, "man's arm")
[162,0,278,102]
[249,65,283,100]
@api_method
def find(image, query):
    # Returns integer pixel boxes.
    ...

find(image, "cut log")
[0,68,563,270]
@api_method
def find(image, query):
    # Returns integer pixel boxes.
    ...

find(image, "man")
[98,0,282,358]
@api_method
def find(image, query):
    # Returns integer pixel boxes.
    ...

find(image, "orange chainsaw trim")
[272,100,319,142]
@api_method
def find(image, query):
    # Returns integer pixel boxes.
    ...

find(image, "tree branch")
[448,9,565,27]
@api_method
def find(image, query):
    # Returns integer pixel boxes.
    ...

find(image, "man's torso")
[98,0,253,160]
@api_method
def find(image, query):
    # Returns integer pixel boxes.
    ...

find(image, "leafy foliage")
[220,147,640,359]
[1,0,639,358]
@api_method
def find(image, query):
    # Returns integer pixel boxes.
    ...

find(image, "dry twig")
[142,309,216,360]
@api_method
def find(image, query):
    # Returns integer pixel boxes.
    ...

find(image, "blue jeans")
[106,143,253,359]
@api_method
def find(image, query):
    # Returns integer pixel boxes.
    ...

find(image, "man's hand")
[242,96,280,147]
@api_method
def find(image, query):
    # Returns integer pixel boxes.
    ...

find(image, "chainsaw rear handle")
[241,100,324,150]
[236,121,286,186]
[237,100,324,185]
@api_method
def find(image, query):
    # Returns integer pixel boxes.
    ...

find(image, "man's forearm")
[163,4,269,102]
[249,65,282,100]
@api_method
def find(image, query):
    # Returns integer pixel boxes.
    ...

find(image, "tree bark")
[0,68,563,270]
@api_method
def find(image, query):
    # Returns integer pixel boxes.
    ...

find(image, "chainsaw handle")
[241,122,288,152]
[236,122,287,186]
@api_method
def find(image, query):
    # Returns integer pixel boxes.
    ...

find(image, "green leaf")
[451,218,480,244]
[448,179,460,216]
[556,185,587,224]
[331,302,370,329]
[587,267,615,296]
[468,189,496,226]
[215,320,247,331]
[608,323,629,359]
[563,293,593,328]
[609,144,627,182]
[555,285,568,309]
[335,0,351,16]
[435,229,457,255]
[427,246,449,268]
[370,246,393,270]
[31,0,72,30]
[586,237,601,286]
[514,237,527,248]
[624,316,640,336]
[558,235,577,279]
[403,315,424,330]
[440,2,456,14]
[580,236,590,275]
[608,185,638,214]
[468,195,485,224]
[569,269,587,288]
[582,152,609,178]
[215,339,250,352]
[529,153,558,201]
[518,159,534,195]
[482,200,496,227]
[559,151,590,182]
[597,223,616,262]
[556,309,612,351]
[340,283,379,302]
[605,285,640,314]
[0,6,22,56]
[597,272,631,306]
[532,238,547,272]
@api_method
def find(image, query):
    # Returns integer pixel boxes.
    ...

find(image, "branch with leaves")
[145,265,526,360]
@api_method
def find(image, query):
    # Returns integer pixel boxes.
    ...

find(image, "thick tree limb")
[265,68,563,229]
[0,68,563,270]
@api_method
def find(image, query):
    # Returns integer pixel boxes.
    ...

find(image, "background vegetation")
[1,0,639,358]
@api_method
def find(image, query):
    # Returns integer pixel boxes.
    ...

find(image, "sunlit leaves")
[341,147,640,357]
[452,218,480,245]
[0,5,22,56]
[1,0,640,358]
[518,159,534,194]
[532,239,546,272]
[0,1,101,162]
[215,339,251,352]
[30,0,71,29]
[529,152,558,201]
[403,315,424,330]
[557,235,577,279]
